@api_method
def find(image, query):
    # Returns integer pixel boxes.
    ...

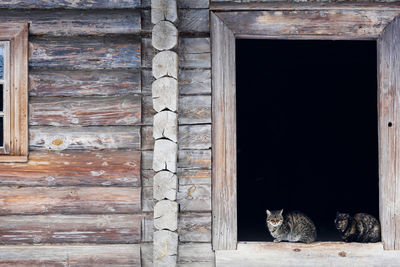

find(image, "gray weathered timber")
[142,150,211,170]
[142,169,211,187]
[152,51,178,79]
[0,214,141,244]
[0,10,141,36]
[29,69,141,97]
[29,95,141,126]
[154,171,178,201]
[153,111,178,143]
[216,10,399,39]
[0,186,141,215]
[143,0,209,8]
[142,124,211,150]
[378,16,400,250]
[154,200,179,231]
[0,245,140,266]
[211,12,237,250]
[30,36,140,69]
[153,230,178,266]
[152,21,178,51]
[152,77,179,112]
[151,0,178,24]
[216,242,400,267]
[153,139,178,172]
[0,0,140,9]
[30,126,140,151]
[0,150,140,187]
[179,9,210,33]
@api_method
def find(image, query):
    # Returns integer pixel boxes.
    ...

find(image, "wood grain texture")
[142,168,211,187]
[29,36,140,70]
[378,16,400,250]
[151,0,178,24]
[0,245,140,266]
[216,242,400,266]
[0,150,140,187]
[216,10,398,39]
[211,13,237,250]
[0,0,140,9]
[0,186,141,215]
[142,150,211,170]
[0,214,141,244]
[29,69,141,97]
[152,51,178,79]
[142,0,209,8]
[0,10,140,36]
[29,95,141,126]
[152,21,178,51]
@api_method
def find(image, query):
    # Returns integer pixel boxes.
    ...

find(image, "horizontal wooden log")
[0,0,140,9]
[0,214,140,244]
[29,95,141,126]
[142,150,211,170]
[142,0,209,8]
[142,169,211,187]
[30,126,140,151]
[143,95,211,125]
[216,10,399,39]
[142,37,210,68]
[216,242,400,267]
[0,10,140,36]
[0,245,140,266]
[29,69,141,97]
[0,150,140,187]
[141,243,214,267]
[152,21,178,51]
[30,36,140,69]
[0,186,140,215]
[142,124,211,150]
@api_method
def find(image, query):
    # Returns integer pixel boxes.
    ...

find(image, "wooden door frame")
[211,4,400,251]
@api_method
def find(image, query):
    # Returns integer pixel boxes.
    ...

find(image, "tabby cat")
[266,209,317,243]
[335,212,381,243]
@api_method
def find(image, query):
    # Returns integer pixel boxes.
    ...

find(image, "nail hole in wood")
[388,122,393,127]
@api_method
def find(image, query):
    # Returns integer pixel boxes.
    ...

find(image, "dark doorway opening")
[236,40,379,242]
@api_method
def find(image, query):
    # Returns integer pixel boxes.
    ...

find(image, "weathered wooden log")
[151,0,178,24]
[29,95,141,126]
[29,36,140,69]
[154,200,179,231]
[0,10,141,36]
[153,51,178,79]
[152,139,178,172]
[0,245,140,266]
[179,9,209,33]
[29,69,141,97]
[0,0,140,9]
[142,149,211,170]
[153,230,178,267]
[0,150,140,187]
[0,186,141,215]
[179,0,209,8]
[154,171,178,201]
[143,95,211,125]
[152,77,179,113]
[152,21,178,51]
[179,69,211,95]
[153,111,178,143]
[30,126,140,151]
[0,214,141,244]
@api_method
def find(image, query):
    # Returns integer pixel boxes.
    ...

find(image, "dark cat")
[266,209,317,243]
[335,212,381,243]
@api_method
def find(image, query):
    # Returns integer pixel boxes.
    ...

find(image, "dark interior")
[236,39,379,242]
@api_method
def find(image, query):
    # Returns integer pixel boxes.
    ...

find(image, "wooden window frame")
[211,4,400,251]
[0,23,28,163]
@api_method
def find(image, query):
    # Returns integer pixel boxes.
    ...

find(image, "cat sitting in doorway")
[266,209,317,244]
[334,212,381,243]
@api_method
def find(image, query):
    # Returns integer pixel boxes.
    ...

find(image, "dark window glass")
[0,117,3,146]
[0,47,3,79]
[0,84,3,111]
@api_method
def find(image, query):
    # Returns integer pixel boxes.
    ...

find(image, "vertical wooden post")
[211,13,237,250]
[378,16,400,250]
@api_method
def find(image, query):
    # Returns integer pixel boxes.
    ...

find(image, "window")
[0,23,28,162]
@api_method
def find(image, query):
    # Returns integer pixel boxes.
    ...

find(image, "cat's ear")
[266,210,271,216]
[279,209,284,215]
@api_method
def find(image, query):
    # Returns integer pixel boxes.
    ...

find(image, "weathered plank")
[29,69,141,97]
[143,95,211,125]
[0,10,140,36]
[0,186,141,214]
[142,169,210,187]
[142,69,154,95]
[142,124,211,150]
[142,37,211,68]
[29,95,141,126]
[0,150,140,187]
[0,245,140,267]
[179,9,209,33]
[378,16,400,250]
[216,10,399,39]
[30,126,140,151]
[216,242,400,267]
[142,0,209,8]
[142,150,211,170]
[0,0,140,9]
[0,215,141,244]
[30,36,140,69]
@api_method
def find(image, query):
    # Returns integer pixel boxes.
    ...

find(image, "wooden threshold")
[216,242,400,266]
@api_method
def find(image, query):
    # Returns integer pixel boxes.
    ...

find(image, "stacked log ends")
[151,0,179,266]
